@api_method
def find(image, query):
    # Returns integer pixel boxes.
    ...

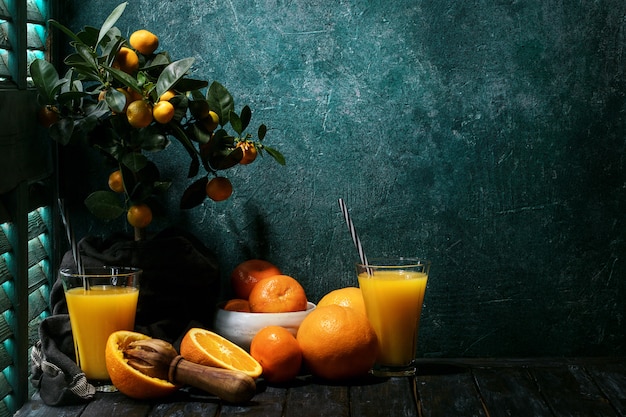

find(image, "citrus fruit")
[37,106,58,127]
[231,259,282,299]
[296,304,378,380]
[223,298,251,312]
[317,287,367,317]
[237,141,258,165]
[153,101,175,124]
[126,100,153,128]
[202,110,219,132]
[127,203,153,228]
[105,330,178,399]
[180,328,262,378]
[250,326,302,383]
[159,89,176,102]
[108,170,124,193]
[113,46,139,74]
[129,29,159,55]
[127,87,143,102]
[248,275,308,313]
[206,177,233,202]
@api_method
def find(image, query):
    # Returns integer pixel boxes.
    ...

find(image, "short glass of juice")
[60,266,141,384]
[356,258,430,377]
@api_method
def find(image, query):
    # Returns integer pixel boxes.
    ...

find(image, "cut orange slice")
[180,328,262,378]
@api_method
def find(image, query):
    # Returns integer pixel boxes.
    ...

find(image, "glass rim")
[356,257,431,269]
[59,266,142,278]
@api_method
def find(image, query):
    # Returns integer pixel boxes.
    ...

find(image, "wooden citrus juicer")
[123,338,256,403]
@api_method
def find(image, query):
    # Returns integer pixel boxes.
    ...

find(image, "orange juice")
[358,270,428,367]
[65,286,139,380]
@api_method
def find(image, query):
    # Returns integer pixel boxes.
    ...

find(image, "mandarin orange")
[250,326,302,383]
[248,275,308,313]
[223,298,251,312]
[231,259,282,299]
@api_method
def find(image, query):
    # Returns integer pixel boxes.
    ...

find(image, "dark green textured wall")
[62,0,626,357]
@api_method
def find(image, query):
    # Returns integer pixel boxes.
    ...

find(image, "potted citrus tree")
[32,2,284,240]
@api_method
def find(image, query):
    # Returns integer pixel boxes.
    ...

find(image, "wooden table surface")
[15,357,626,417]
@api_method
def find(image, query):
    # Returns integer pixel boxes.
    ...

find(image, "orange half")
[180,328,262,378]
[105,330,178,399]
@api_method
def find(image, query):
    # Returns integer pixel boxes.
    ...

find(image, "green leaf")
[102,65,141,92]
[49,20,83,45]
[229,111,243,135]
[263,146,286,165]
[206,81,234,126]
[138,127,170,152]
[258,124,267,140]
[174,78,208,92]
[75,43,98,70]
[76,26,100,48]
[170,124,200,178]
[30,59,61,103]
[97,2,127,47]
[84,191,125,220]
[180,177,208,209]
[156,57,195,98]
[105,87,127,113]
[153,181,172,195]
[121,152,149,172]
[240,105,251,131]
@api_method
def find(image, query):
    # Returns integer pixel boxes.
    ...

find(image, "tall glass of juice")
[60,266,141,383]
[357,258,430,377]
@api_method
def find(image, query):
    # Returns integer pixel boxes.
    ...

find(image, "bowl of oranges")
[214,259,316,350]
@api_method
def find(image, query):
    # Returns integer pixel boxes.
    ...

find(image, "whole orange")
[205,176,232,202]
[317,287,367,317]
[223,298,251,312]
[296,304,377,380]
[237,141,258,165]
[250,326,302,383]
[127,203,153,228]
[105,330,178,399]
[112,46,139,74]
[248,275,308,313]
[129,29,159,55]
[231,259,282,299]
[108,170,124,193]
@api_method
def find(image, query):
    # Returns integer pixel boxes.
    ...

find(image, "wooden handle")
[168,356,256,403]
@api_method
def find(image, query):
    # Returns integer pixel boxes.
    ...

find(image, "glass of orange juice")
[60,266,141,384]
[357,258,430,377]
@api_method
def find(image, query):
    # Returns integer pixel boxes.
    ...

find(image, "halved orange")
[105,330,178,399]
[180,328,262,378]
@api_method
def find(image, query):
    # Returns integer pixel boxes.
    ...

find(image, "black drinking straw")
[58,198,84,277]
[338,198,370,273]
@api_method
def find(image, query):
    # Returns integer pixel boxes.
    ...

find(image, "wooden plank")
[350,377,418,417]
[80,392,151,417]
[531,365,618,417]
[149,401,219,417]
[472,366,553,417]
[220,385,286,417]
[417,370,486,417]
[585,361,626,416]
[13,393,86,417]
[284,378,349,417]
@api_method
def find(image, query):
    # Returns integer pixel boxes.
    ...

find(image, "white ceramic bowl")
[213,302,316,350]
